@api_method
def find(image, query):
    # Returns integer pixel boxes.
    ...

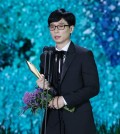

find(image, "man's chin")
[54,40,62,44]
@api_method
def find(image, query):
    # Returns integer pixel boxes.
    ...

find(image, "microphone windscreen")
[43,46,49,52]
[49,46,55,52]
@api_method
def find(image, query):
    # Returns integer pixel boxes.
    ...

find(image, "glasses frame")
[49,24,70,31]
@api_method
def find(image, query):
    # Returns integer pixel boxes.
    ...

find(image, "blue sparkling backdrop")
[0,0,120,133]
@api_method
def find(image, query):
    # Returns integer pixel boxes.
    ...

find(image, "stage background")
[0,0,120,133]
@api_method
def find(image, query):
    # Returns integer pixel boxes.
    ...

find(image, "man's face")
[49,18,74,45]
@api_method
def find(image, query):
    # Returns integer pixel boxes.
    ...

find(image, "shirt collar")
[55,41,71,51]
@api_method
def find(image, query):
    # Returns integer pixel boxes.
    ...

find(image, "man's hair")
[48,8,76,26]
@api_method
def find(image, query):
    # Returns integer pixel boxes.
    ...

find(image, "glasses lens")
[49,26,55,31]
[58,25,64,30]
[49,25,68,31]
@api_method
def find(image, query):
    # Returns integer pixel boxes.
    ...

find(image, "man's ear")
[70,26,74,34]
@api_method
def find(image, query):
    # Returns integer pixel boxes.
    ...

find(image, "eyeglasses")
[49,25,70,31]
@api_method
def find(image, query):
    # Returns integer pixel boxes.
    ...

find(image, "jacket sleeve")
[63,51,100,107]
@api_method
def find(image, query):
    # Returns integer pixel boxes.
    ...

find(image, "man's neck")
[56,39,70,50]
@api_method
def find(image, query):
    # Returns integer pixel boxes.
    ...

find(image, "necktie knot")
[54,50,67,56]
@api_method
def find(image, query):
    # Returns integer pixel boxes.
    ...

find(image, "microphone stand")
[48,49,53,82]
[44,49,53,134]
[40,48,48,134]
[41,46,54,134]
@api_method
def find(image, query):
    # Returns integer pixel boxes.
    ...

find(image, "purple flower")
[32,88,43,99]
[22,92,33,105]
[35,87,43,92]
[22,87,53,114]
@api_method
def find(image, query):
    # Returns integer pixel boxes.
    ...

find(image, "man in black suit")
[37,8,99,134]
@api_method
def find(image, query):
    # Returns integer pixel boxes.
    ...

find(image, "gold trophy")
[26,60,42,79]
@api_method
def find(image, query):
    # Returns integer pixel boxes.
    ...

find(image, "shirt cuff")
[62,96,67,105]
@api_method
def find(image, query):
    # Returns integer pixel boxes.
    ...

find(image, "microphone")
[43,46,55,53]
[48,47,54,83]
[43,46,54,78]
[43,46,49,53]
[43,47,49,77]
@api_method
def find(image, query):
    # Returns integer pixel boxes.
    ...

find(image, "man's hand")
[36,74,50,89]
[48,96,65,109]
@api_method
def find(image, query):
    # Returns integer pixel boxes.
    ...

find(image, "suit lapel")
[60,42,76,84]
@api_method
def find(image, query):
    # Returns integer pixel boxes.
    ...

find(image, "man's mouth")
[54,36,61,39]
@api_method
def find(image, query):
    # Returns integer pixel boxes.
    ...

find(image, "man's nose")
[54,27,59,33]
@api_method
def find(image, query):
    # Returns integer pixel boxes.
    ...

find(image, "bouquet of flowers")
[22,87,75,114]
[21,61,75,114]
[22,87,50,113]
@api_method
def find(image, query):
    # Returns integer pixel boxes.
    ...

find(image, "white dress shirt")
[55,41,71,52]
[55,41,71,105]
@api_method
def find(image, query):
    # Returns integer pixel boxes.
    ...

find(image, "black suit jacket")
[40,41,99,134]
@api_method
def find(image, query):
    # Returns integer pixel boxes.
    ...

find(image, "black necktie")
[54,50,66,74]
[52,50,66,89]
